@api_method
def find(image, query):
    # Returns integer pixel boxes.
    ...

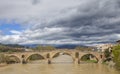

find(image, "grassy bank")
[81,60,98,63]
[85,60,98,63]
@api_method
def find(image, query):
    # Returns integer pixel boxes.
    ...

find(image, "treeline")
[33,46,56,51]
[0,43,25,48]
[0,45,25,52]
[112,44,120,70]
[33,46,93,51]
[75,46,93,51]
[103,44,120,70]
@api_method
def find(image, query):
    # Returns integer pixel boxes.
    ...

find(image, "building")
[116,40,120,44]
[95,44,114,52]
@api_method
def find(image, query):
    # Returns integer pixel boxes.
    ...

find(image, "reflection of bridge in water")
[5,50,104,64]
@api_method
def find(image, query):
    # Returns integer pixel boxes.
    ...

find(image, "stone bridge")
[4,50,104,64]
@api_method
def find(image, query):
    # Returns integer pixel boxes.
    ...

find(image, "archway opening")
[52,52,74,64]
[6,55,21,64]
[26,54,45,64]
[80,54,98,63]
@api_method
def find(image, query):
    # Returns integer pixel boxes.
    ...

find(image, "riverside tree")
[75,46,92,51]
[112,44,120,70]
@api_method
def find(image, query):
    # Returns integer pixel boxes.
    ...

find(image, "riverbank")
[0,64,7,67]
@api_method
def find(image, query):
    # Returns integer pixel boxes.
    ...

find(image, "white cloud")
[0,0,120,45]
[10,30,22,35]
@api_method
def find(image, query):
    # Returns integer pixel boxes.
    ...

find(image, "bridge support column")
[47,58,51,64]
[98,58,105,64]
[74,58,80,64]
[22,58,26,64]
[21,55,27,64]
[46,53,52,64]
[98,54,105,64]
[74,52,80,64]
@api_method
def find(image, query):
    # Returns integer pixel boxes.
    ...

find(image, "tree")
[75,46,92,51]
[0,45,24,52]
[112,44,120,70]
[45,46,56,50]
[35,46,44,51]
[104,49,111,58]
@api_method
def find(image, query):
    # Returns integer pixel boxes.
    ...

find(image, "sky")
[0,0,120,46]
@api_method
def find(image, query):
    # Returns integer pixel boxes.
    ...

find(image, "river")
[0,55,119,74]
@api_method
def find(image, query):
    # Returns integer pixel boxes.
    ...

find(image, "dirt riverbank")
[0,64,7,67]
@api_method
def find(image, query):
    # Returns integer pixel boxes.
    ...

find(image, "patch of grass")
[85,60,98,63]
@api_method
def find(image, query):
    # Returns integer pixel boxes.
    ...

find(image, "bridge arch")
[79,53,99,63]
[52,52,73,58]
[6,55,21,64]
[26,53,45,62]
[51,52,75,63]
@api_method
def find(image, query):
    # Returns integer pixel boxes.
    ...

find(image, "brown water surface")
[0,55,119,74]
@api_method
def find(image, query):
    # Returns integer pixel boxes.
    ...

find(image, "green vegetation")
[0,43,25,48]
[81,54,97,63]
[81,54,91,61]
[102,47,116,67]
[103,48,112,63]
[34,46,56,51]
[0,45,25,52]
[75,46,92,51]
[112,44,120,70]
[85,60,98,63]
[104,49,111,58]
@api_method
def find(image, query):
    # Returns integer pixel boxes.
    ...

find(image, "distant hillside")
[0,43,25,48]
[0,43,25,52]
[21,44,40,48]
[0,43,93,50]
[55,44,84,49]
[21,44,89,49]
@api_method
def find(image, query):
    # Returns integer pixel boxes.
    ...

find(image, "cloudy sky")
[0,0,120,46]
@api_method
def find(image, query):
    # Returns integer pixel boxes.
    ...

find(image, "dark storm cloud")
[31,0,40,5]
[33,0,120,45]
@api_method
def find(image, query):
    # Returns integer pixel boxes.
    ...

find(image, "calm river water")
[0,55,119,74]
